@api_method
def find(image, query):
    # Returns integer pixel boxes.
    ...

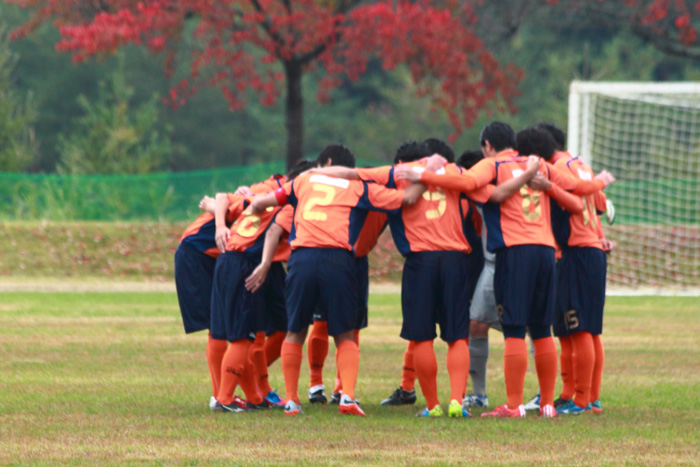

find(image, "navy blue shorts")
[494,245,556,328]
[285,248,358,337]
[400,251,471,343]
[262,262,288,335]
[174,243,216,334]
[553,247,607,336]
[355,255,370,330]
[210,252,264,342]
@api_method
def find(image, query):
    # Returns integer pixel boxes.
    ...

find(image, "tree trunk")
[284,60,304,171]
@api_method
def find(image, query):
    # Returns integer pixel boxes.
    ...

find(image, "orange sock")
[446,338,470,402]
[206,334,228,398]
[558,335,574,400]
[308,321,329,388]
[334,330,361,393]
[504,337,528,410]
[281,340,303,404]
[570,331,595,408]
[239,357,263,405]
[400,341,416,392]
[533,337,558,408]
[413,340,439,410]
[336,340,360,400]
[590,334,605,403]
[264,331,285,366]
[217,340,251,405]
[250,332,273,396]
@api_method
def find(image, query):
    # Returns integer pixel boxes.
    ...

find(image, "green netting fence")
[1,165,698,223]
[0,163,285,221]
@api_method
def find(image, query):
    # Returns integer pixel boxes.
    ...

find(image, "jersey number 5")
[423,189,446,219]
[303,184,336,221]
[520,186,541,221]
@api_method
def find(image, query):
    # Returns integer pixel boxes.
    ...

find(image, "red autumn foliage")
[6,0,522,167]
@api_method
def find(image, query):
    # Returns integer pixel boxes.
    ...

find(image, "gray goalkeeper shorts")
[469,260,502,332]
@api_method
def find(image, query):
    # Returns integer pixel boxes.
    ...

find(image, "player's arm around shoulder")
[488,156,540,203]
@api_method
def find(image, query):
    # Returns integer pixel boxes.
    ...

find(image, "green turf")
[1,293,699,465]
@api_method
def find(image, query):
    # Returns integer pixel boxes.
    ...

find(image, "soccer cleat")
[329,391,342,405]
[380,387,417,406]
[448,399,471,418]
[213,395,248,413]
[553,397,571,409]
[209,396,218,410]
[481,404,526,418]
[462,393,489,408]
[523,393,540,411]
[245,401,270,411]
[605,199,616,225]
[416,405,444,418]
[591,400,603,414]
[539,404,557,418]
[556,400,591,415]
[339,394,366,417]
[308,385,328,404]
[284,400,303,416]
[265,390,285,408]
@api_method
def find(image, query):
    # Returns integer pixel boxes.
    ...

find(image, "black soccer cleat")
[380,387,417,406]
[308,385,328,404]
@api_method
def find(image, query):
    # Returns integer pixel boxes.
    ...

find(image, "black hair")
[393,140,431,164]
[457,150,484,170]
[286,159,316,180]
[423,138,455,163]
[316,144,355,168]
[479,121,516,152]
[516,126,556,161]
[536,122,566,151]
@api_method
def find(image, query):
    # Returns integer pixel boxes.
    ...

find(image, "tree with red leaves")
[7,0,523,169]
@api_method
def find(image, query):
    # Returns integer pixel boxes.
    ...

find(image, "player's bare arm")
[528,174,584,213]
[214,193,232,253]
[245,223,284,293]
[488,156,540,203]
[250,191,281,214]
[234,185,252,196]
[198,195,216,214]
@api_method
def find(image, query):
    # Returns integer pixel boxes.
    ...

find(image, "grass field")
[1,292,699,465]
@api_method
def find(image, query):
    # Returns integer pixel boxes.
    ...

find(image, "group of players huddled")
[174,121,616,418]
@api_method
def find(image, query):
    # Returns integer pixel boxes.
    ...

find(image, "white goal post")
[567,81,700,294]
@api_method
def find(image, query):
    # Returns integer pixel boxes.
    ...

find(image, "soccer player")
[174,195,243,410]
[536,122,613,415]
[250,144,424,417]
[209,172,297,412]
[395,122,614,418]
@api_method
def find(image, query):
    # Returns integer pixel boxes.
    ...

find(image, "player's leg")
[264,331,285,366]
[438,251,472,418]
[401,252,442,417]
[307,319,329,403]
[528,245,558,417]
[482,246,537,418]
[319,250,363,416]
[557,335,575,403]
[281,249,318,414]
[174,243,219,406]
[590,333,605,413]
[258,261,287,406]
[380,341,418,405]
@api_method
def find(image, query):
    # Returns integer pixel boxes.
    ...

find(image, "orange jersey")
[357,160,493,255]
[550,151,605,250]
[354,211,388,258]
[225,180,288,257]
[282,172,403,252]
[180,194,246,258]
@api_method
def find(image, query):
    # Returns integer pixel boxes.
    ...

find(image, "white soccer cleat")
[209,396,217,410]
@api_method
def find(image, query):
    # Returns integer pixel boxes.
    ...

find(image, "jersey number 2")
[303,184,336,221]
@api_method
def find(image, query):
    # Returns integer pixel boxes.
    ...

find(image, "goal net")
[568,81,700,293]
